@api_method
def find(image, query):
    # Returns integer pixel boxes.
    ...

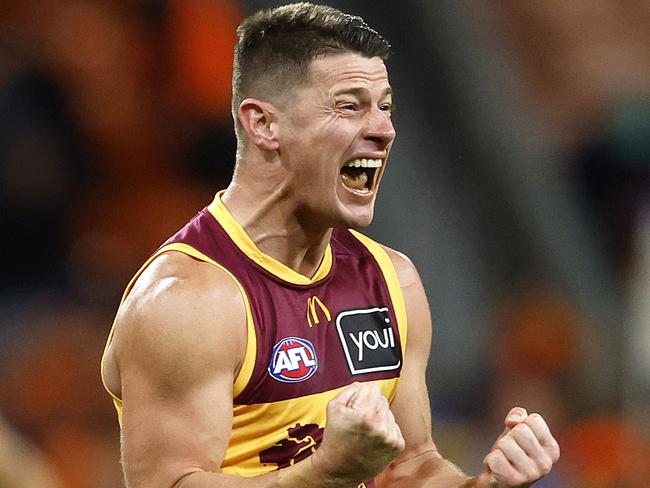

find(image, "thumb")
[328,383,361,408]
[504,407,528,429]
[494,407,528,442]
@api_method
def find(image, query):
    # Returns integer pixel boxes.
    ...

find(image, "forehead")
[307,52,390,94]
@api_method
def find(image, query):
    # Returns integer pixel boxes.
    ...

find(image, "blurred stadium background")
[0,0,649,486]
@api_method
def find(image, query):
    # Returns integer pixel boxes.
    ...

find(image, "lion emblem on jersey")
[259,423,372,487]
[259,423,323,469]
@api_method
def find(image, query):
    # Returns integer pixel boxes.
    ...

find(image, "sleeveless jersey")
[101,193,408,487]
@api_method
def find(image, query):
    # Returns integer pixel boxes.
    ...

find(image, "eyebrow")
[333,86,393,99]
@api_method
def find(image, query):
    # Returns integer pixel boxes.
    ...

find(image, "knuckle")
[491,459,506,475]
[484,450,496,463]
[389,437,403,452]
[520,459,540,481]
[397,437,406,451]
[526,413,544,426]
[327,403,344,418]
[377,399,389,413]
[549,441,561,461]
[495,437,510,450]
[539,456,553,474]
[488,449,507,471]
[484,454,497,472]
[524,463,541,480]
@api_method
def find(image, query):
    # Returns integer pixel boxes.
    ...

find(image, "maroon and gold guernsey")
[101,193,408,488]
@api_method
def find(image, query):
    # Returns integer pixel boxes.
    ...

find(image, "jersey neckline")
[207,192,333,285]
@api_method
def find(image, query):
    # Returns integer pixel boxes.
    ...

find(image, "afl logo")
[268,337,318,383]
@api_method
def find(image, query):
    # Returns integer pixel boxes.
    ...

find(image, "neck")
[221,166,332,279]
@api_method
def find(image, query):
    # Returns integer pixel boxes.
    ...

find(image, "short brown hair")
[232,2,391,133]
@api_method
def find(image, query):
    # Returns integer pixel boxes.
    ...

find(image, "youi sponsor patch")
[268,337,318,383]
[336,307,401,375]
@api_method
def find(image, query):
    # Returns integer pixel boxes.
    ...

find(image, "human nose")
[363,109,396,148]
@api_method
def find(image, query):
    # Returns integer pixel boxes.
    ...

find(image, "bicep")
[114,257,246,488]
[121,357,235,487]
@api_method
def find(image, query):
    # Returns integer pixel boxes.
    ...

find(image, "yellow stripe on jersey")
[221,378,399,476]
[207,192,333,285]
[347,230,408,356]
[99,242,258,425]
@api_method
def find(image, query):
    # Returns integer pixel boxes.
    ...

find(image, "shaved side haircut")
[232,2,391,138]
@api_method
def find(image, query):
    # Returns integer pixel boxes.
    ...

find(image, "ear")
[237,98,280,151]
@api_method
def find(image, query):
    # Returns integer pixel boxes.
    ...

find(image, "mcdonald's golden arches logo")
[306,296,331,327]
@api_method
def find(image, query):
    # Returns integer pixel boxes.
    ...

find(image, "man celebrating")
[101,3,559,487]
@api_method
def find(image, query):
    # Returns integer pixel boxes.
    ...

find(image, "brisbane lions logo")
[268,337,318,383]
[259,424,373,488]
[259,423,323,469]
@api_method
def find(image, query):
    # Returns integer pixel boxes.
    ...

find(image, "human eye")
[335,100,359,112]
[379,101,394,114]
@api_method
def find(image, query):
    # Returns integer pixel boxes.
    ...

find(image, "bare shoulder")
[379,244,432,344]
[380,245,421,289]
[109,251,247,395]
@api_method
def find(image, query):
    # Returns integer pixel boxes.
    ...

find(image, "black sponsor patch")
[336,307,401,375]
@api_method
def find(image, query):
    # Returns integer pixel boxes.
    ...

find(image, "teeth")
[344,158,383,168]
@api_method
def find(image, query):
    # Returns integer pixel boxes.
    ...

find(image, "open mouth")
[340,158,382,193]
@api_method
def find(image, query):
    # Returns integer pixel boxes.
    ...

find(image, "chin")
[333,183,380,229]
[336,204,375,229]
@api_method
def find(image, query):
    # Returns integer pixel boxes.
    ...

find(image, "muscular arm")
[377,249,559,488]
[375,249,473,488]
[106,252,402,488]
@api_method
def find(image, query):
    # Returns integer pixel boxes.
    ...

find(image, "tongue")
[341,171,368,190]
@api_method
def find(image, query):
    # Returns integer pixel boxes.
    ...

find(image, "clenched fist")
[477,407,560,487]
[311,382,405,486]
